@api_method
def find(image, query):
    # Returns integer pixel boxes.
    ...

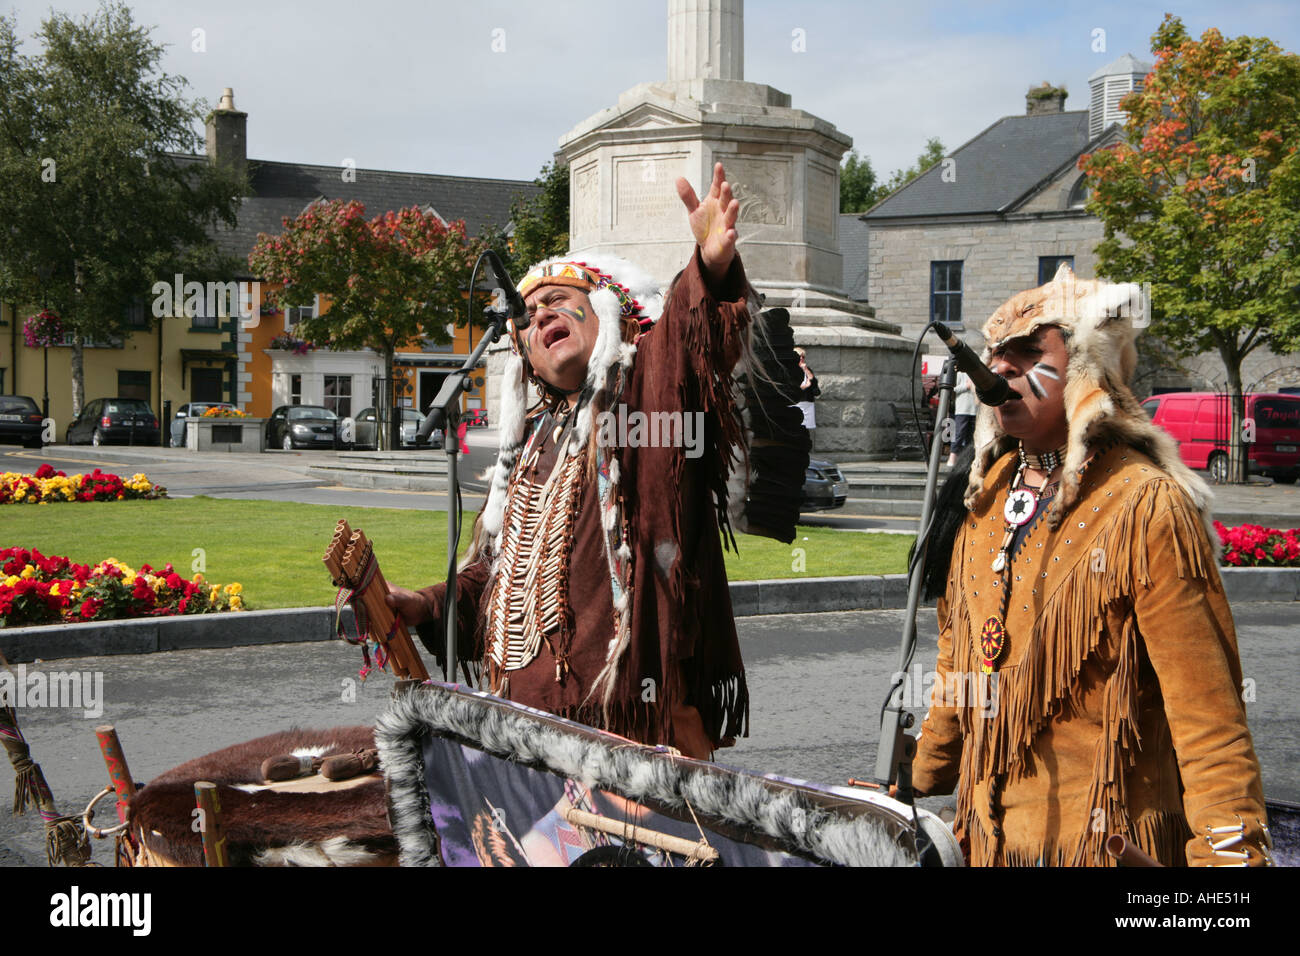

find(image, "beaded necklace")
[977,452,1060,674]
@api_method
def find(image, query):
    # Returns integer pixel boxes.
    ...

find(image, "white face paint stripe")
[1025,371,1046,399]
[1032,363,1060,380]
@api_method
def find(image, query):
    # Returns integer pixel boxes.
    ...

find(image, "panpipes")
[324,520,429,681]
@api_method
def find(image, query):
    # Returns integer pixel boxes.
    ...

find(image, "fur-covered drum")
[128,726,397,867]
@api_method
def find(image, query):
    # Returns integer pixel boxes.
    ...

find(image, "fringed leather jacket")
[913,444,1272,866]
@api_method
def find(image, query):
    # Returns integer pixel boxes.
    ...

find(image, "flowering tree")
[1079,15,1300,482]
[249,200,484,448]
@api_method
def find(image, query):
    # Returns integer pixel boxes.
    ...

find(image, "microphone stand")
[417,303,512,682]
[873,353,958,804]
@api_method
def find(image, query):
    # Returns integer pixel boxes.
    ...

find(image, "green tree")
[248,200,485,449]
[1079,14,1300,483]
[505,159,569,273]
[0,3,246,415]
[840,149,879,213]
[879,137,947,198]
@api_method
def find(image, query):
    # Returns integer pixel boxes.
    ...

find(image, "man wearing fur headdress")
[911,264,1271,866]
[388,163,757,759]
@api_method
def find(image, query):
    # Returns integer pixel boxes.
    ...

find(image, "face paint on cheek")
[553,306,586,323]
[1032,362,1061,381]
[1025,371,1046,399]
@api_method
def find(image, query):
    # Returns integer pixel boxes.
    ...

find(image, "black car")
[801,458,849,512]
[0,395,45,448]
[65,398,161,446]
[267,405,341,450]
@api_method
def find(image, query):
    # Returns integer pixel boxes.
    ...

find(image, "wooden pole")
[194,781,228,867]
[94,724,136,824]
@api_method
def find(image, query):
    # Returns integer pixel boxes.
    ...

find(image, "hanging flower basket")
[22,309,64,348]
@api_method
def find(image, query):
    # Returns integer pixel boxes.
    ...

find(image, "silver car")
[351,407,442,450]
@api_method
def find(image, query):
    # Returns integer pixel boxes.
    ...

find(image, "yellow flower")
[50,583,60,596]
[4,575,19,587]
[191,573,205,584]
[230,595,243,610]
[224,582,242,596]
[209,586,219,603]
[20,565,36,579]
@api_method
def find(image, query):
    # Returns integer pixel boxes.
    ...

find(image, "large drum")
[125,726,397,866]
[376,682,962,867]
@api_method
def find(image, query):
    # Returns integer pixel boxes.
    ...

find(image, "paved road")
[2,603,1294,866]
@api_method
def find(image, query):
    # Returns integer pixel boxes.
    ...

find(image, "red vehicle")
[1141,391,1300,483]
[463,408,489,428]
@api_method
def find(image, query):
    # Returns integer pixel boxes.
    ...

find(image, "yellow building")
[0,88,537,437]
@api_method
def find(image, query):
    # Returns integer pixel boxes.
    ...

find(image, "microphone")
[484,250,528,330]
[931,321,1021,406]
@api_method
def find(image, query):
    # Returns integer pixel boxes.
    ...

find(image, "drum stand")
[873,357,957,803]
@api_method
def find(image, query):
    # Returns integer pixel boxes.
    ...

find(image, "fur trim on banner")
[375,683,924,867]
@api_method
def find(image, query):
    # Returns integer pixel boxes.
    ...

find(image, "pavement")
[2,603,1295,867]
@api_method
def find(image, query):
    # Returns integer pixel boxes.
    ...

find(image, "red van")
[1141,392,1300,483]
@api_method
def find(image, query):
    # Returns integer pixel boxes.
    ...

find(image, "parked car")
[65,398,160,446]
[801,458,849,511]
[0,395,45,448]
[170,402,237,447]
[463,408,489,428]
[350,407,442,450]
[1142,391,1300,483]
[266,405,343,450]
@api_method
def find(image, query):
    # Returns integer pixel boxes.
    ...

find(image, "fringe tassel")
[952,475,1213,864]
[45,816,92,867]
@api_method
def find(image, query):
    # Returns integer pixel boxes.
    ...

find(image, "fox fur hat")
[966,263,1213,531]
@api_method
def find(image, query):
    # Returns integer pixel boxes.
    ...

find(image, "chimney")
[1026,82,1067,116]
[205,87,247,175]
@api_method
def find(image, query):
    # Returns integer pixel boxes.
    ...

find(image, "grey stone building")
[849,55,1299,398]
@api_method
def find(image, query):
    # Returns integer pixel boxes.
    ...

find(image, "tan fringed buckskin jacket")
[913,444,1271,866]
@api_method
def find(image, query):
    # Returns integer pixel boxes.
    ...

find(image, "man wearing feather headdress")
[911,264,1270,866]
[388,162,801,759]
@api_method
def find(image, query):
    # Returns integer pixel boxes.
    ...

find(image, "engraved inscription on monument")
[806,163,836,239]
[724,156,791,227]
[614,155,686,226]
[573,163,599,237]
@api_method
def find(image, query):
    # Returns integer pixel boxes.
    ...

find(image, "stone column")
[668,0,744,82]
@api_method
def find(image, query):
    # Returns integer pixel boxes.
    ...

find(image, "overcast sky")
[8,1,1299,185]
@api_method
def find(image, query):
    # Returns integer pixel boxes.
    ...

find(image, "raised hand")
[676,161,740,283]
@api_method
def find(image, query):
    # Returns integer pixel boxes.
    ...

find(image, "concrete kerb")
[2,569,1294,661]
[1,606,356,663]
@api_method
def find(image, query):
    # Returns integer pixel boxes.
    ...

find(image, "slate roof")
[863,110,1094,220]
[171,154,540,274]
[839,213,870,300]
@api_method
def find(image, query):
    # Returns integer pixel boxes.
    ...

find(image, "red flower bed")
[0,547,245,628]
[1213,522,1300,568]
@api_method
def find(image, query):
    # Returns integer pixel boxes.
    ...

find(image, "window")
[1038,256,1075,285]
[286,295,318,330]
[290,374,302,406]
[930,261,963,329]
[190,290,219,330]
[1068,177,1090,209]
[117,370,151,402]
[323,374,352,418]
[125,298,149,329]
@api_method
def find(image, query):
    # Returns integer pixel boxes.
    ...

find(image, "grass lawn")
[4,498,913,609]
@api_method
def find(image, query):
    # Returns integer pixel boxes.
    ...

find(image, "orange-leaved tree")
[249,200,485,449]
[1079,15,1300,483]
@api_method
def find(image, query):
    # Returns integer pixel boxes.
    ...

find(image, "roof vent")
[1088,54,1152,139]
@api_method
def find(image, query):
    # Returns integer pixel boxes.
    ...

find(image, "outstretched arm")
[676,161,740,287]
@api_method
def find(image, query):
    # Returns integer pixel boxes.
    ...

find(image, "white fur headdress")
[966,263,1213,530]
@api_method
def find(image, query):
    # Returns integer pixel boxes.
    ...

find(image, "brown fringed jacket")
[913,443,1271,866]
[414,251,750,758]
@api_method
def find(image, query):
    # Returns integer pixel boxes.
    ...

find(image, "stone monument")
[488,0,912,459]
